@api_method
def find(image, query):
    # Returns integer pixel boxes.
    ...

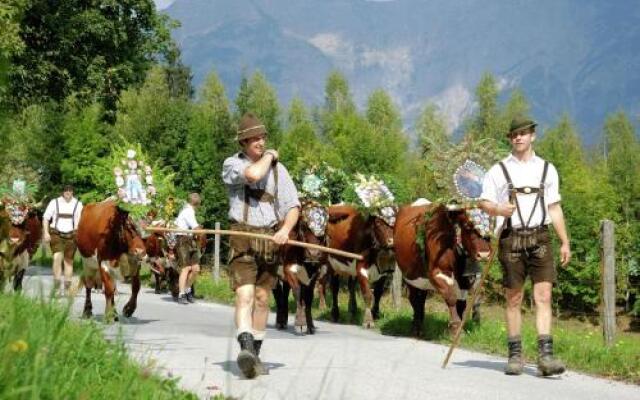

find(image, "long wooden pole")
[145,226,364,261]
[441,239,498,369]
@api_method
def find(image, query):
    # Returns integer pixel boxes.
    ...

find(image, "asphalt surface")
[20,267,639,400]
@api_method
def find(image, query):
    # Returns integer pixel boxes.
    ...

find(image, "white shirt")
[175,204,199,234]
[481,153,561,233]
[43,196,83,233]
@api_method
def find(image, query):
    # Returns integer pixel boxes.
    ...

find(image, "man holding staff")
[222,112,300,378]
[479,116,571,376]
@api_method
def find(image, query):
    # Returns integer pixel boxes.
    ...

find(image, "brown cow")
[324,204,378,328]
[274,200,329,334]
[76,201,146,321]
[393,203,491,336]
[315,204,398,327]
[0,205,42,291]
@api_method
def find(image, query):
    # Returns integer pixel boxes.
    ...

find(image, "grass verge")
[0,292,199,399]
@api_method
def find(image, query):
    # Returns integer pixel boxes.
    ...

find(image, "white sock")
[253,330,266,341]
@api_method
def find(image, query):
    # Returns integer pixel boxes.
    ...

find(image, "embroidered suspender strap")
[498,162,518,229]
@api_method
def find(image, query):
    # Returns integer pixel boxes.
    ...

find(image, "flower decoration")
[301,200,329,237]
[467,207,492,237]
[354,174,395,209]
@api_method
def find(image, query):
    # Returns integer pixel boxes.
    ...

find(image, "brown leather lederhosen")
[497,161,555,288]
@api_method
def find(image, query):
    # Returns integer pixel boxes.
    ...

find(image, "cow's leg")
[347,277,357,322]
[272,280,288,330]
[317,272,328,311]
[432,269,460,335]
[13,269,25,292]
[330,274,340,322]
[303,275,318,334]
[83,285,93,318]
[408,285,420,337]
[123,272,140,318]
[294,285,306,331]
[356,263,374,328]
[371,275,387,320]
[99,261,118,323]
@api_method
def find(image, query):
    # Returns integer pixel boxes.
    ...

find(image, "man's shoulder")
[223,152,245,163]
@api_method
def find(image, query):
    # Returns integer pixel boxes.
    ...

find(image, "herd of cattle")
[1,197,492,336]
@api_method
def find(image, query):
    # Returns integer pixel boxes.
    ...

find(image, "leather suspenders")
[54,198,79,232]
[242,165,280,225]
[498,160,549,231]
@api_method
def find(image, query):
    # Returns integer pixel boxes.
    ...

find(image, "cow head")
[299,201,329,262]
[447,205,492,262]
[121,217,146,261]
[372,205,397,249]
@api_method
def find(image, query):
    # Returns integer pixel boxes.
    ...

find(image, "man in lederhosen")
[175,192,202,304]
[42,185,83,296]
[479,116,571,376]
[222,112,300,378]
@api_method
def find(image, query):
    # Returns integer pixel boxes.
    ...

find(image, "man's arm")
[42,201,53,242]
[273,206,300,245]
[478,199,516,217]
[548,202,571,267]
[244,150,278,183]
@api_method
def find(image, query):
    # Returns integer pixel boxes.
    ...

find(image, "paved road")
[21,267,639,400]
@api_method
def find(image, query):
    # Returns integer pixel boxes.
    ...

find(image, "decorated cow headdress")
[0,179,39,225]
[353,174,398,227]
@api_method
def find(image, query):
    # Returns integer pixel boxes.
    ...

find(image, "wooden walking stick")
[441,238,499,368]
[145,226,364,261]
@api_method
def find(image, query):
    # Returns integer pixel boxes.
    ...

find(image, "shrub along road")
[21,267,639,400]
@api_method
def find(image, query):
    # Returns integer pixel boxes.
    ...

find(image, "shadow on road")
[213,360,286,378]
[453,359,546,378]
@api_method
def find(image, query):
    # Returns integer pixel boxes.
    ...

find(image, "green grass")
[192,270,640,384]
[0,293,199,399]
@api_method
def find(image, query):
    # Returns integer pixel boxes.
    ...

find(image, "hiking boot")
[177,294,189,305]
[253,340,268,376]
[537,335,566,376]
[186,291,195,303]
[505,337,524,375]
[237,332,258,379]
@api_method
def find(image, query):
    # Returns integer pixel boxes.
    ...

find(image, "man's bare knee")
[505,288,524,309]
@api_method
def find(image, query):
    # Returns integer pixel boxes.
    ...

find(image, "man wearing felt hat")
[222,112,300,378]
[479,115,571,377]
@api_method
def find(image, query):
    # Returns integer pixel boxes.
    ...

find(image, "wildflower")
[8,339,28,353]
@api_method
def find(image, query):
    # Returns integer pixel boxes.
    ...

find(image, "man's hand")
[264,149,278,163]
[272,226,290,245]
[559,242,571,267]
[496,203,516,217]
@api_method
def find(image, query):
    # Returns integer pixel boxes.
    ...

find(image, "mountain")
[162,0,640,144]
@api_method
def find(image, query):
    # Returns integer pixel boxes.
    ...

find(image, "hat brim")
[236,125,268,142]
[507,122,537,136]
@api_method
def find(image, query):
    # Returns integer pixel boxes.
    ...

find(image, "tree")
[233,70,282,147]
[59,100,110,198]
[163,44,193,99]
[323,70,355,116]
[417,103,449,157]
[279,97,327,178]
[179,71,235,226]
[467,72,500,141]
[114,66,190,170]
[365,89,402,135]
[6,0,175,114]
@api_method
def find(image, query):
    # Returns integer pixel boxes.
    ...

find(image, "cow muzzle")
[476,250,491,261]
